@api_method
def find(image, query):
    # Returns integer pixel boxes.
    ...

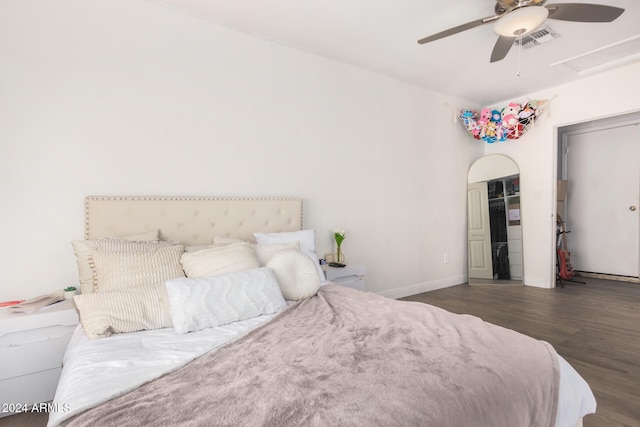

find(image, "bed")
[47,196,596,427]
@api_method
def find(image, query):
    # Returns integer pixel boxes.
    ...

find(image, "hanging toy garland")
[456,97,553,143]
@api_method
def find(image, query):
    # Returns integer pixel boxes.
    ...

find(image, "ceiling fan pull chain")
[516,36,522,77]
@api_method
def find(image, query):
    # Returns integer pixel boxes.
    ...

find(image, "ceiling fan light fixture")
[493,6,549,37]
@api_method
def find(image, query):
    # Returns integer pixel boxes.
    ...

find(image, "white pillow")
[165,268,286,334]
[254,241,300,266]
[253,230,324,279]
[267,249,321,301]
[253,230,316,254]
[180,242,260,278]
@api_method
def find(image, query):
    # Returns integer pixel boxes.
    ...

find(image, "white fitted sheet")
[48,310,596,427]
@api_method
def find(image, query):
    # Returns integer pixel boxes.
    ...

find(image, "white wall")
[484,61,640,287]
[0,0,481,301]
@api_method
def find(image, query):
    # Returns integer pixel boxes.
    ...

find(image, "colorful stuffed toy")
[460,109,476,118]
[460,110,481,139]
[478,108,492,126]
[481,110,505,142]
[501,102,521,129]
[519,102,535,122]
[468,120,481,139]
[460,109,477,127]
[483,120,498,143]
[526,99,547,116]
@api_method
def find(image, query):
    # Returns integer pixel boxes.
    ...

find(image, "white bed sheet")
[47,313,276,426]
[47,309,596,427]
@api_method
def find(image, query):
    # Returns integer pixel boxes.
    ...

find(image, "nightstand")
[322,264,365,291]
[0,300,78,414]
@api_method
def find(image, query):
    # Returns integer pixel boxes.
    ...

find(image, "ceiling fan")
[417,0,625,63]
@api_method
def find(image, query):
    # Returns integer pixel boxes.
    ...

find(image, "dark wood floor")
[0,411,46,427]
[401,277,640,427]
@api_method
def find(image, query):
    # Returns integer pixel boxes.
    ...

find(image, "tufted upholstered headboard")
[84,196,303,245]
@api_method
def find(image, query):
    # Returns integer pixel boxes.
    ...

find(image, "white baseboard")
[376,275,467,300]
[374,274,551,299]
[523,276,550,288]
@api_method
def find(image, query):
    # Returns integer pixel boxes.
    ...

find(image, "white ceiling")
[145,0,640,105]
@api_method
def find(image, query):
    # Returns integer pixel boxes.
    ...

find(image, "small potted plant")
[64,286,77,300]
[333,228,346,264]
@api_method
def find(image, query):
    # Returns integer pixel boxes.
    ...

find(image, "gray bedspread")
[61,284,559,427]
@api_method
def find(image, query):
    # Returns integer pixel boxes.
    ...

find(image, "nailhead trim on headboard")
[84,196,304,245]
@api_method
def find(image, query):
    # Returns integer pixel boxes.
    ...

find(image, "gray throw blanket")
[61,284,559,427]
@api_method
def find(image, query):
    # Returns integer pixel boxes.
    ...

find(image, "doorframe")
[555,111,640,283]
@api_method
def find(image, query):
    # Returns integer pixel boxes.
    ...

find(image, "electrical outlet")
[443,253,449,264]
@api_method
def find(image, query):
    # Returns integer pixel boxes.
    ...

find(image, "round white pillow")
[267,249,321,301]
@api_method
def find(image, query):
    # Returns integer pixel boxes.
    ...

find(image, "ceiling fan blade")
[546,3,624,23]
[418,15,500,44]
[490,36,516,63]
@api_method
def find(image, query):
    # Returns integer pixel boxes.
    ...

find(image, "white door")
[565,124,640,277]
[468,181,493,279]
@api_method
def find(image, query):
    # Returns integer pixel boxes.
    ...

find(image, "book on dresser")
[3,293,64,314]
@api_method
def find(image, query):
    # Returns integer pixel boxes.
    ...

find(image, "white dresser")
[322,264,365,291]
[0,301,78,414]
